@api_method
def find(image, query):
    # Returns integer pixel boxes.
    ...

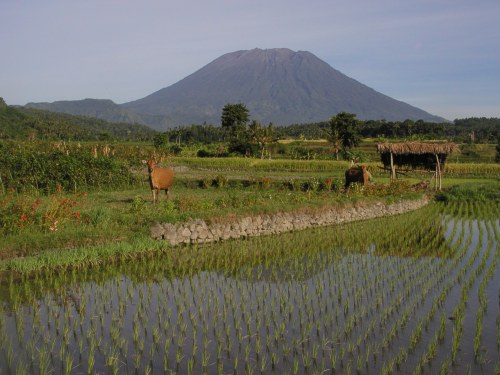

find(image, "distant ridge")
[1,104,156,140]
[27,48,446,130]
[26,98,146,125]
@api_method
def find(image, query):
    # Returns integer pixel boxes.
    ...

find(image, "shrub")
[197,149,211,158]
[215,175,228,188]
[168,144,183,155]
[331,179,344,192]
[322,178,334,191]
[285,178,302,191]
[305,178,320,192]
[131,195,146,212]
[0,144,139,193]
[257,177,273,189]
[0,187,90,235]
[201,177,214,189]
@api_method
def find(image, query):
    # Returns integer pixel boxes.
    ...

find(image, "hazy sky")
[2,0,499,120]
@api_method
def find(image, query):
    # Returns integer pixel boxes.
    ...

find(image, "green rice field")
[0,198,498,374]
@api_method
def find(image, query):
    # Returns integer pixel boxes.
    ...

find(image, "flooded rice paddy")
[0,201,498,374]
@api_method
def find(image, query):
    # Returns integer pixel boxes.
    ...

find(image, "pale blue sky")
[1,0,499,120]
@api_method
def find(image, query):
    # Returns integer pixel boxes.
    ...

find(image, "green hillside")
[0,98,157,141]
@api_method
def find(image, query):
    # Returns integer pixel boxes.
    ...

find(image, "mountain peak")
[122,48,444,129]
[26,48,445,130]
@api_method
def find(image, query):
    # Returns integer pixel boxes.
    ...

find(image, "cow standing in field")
[344,165,372,189]
[143,159,174,203]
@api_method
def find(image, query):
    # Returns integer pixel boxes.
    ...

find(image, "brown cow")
[344,165,372,189]
[143,159,175,203]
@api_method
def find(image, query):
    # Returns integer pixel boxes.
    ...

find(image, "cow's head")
[142,159,156,173]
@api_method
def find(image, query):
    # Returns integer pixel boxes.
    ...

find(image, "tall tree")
[221,103,250,140]
[221,103,252,155]
[323,124,342,160]
[326,112,361,160]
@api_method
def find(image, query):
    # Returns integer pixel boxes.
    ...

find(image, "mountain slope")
[122,48,445,127]
[1,102,156,141]
[26,98,146,125]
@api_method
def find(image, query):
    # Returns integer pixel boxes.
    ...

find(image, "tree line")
[153,104,500,161]
[2,97,498,149]
[153,104,364,159]
[159,113,499,146]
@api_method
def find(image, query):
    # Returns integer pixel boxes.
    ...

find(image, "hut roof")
[377,142,459,155]
[377,142,459,170]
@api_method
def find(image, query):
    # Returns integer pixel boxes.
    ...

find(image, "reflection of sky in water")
[0,215,498,374]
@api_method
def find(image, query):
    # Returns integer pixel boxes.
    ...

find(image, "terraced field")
[0,199,498,374]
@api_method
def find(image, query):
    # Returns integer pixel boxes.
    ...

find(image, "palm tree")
[249,121,276,159]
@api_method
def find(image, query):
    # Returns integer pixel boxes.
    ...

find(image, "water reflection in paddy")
[0,203,498,374]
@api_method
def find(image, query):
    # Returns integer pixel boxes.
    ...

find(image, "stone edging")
[151,196,430,246]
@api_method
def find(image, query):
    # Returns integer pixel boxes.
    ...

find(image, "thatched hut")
[377,142,459,190]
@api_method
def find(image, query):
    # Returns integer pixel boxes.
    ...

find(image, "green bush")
[0,143,139,193]
[197,149,211,158]
[215,175,228,188]
[201,177,214,189]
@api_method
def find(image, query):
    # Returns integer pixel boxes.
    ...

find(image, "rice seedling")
[0,195,498,374]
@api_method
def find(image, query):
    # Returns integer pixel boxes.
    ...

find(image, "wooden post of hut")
[435,154,442,190]
[389,151,396,181]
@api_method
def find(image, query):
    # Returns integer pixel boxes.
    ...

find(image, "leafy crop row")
[0,142,139,193]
